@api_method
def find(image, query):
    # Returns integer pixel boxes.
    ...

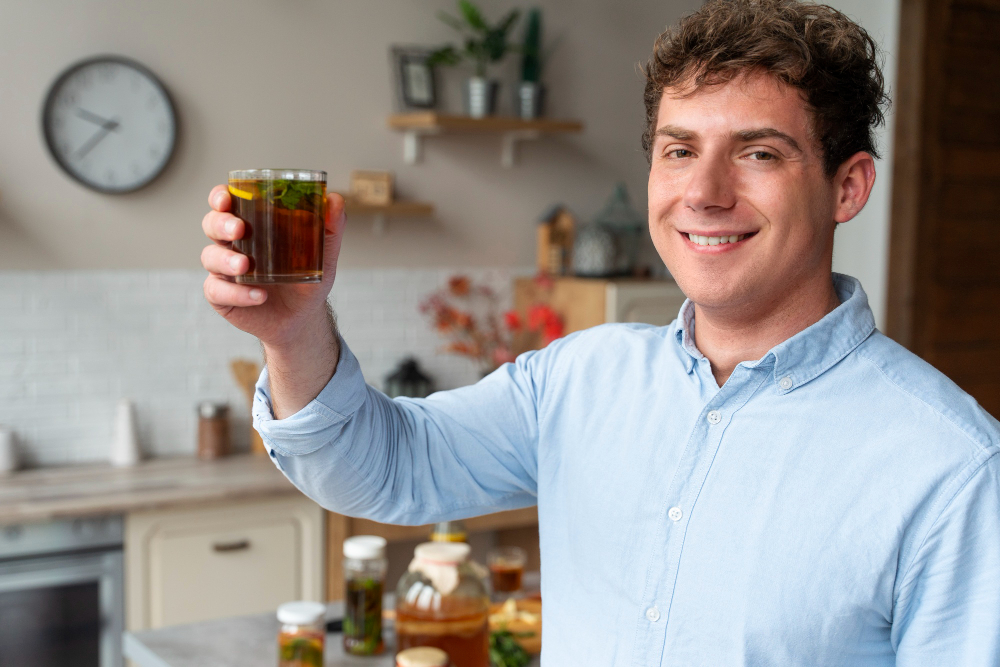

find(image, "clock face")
[42,56,177,194]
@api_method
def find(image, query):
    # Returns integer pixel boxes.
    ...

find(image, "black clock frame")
[41,54,178,195]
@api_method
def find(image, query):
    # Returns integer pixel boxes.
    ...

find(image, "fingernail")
[249,289,263,301]
[225,220,237,236]
[228,255,241,271]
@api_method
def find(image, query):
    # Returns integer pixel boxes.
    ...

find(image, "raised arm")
[253,336,546,525]
[200,184,345,418]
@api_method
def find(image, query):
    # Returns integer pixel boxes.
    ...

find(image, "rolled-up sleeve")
[892,451,1000,665]
[252,335,545,525]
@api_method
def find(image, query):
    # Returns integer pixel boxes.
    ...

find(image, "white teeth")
[686,233,750,246]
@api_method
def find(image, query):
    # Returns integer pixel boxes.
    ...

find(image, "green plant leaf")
[459,0,488,32]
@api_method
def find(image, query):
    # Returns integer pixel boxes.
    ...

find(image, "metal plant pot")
[518,82,546,119]
[465,77,499,118]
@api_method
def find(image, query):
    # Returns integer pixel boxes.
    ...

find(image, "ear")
[833,152,877,224]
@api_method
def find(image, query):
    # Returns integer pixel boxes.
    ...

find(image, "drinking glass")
[228,169,326,284]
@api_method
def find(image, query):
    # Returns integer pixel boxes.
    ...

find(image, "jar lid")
[343,535,387,560]
[276,601,325,625]
[413,541,470,564]
[396,647,449,667]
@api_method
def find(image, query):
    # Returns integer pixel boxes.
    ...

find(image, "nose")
[682,153,737,213]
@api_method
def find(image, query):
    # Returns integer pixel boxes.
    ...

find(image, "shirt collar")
[672,273,876,390]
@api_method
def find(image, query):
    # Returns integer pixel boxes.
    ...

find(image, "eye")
[665,149,693,159]
[747,150,777,161]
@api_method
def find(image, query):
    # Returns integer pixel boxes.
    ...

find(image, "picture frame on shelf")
[391,46,437,111]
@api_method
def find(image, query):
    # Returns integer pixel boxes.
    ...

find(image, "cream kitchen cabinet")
[125,493,324,631]
[514,277,688,346]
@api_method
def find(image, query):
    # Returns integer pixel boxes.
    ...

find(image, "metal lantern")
[593,183,645,276]
[384,358,434,398]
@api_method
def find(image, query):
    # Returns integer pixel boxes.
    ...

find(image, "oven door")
[0,549,124,667]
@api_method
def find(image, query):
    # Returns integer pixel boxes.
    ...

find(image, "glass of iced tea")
[488,546,527,595]
[228,169,326,284]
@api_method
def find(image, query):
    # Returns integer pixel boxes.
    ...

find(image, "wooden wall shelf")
[388,112,584,167]
[338,196,434,234]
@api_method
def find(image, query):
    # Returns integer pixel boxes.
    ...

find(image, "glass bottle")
[430,520,467,543]
[343,535,388,655]
[277,601,325,667]
[395,542,490,667]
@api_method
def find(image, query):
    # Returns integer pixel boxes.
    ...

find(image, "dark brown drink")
[396,597,489,667]
[489,563,523,593]
[228,170,326,284]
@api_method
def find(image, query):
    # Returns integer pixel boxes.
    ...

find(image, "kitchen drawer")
[126,494,323,631]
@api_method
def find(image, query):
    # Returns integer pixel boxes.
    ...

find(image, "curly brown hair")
[642,0,890,177]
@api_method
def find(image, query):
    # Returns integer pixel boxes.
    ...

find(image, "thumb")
[322,192,346,280]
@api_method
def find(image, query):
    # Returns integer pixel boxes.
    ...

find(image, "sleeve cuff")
[252,334,367,456]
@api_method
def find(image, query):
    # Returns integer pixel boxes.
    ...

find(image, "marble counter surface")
[0,454,297,525]
[125,602,393,667]
[124,600,541,667]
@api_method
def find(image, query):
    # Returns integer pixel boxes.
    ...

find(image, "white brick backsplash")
[0,267,526,468]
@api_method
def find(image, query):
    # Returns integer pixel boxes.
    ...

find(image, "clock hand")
[76,108,120,130]
[75,118,120,160]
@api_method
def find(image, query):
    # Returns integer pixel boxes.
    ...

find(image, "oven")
[0,515,124,667]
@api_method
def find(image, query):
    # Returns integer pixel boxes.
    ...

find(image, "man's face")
[647,72,839,315]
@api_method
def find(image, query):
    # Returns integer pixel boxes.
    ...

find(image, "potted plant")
[518,8,544,119]
[429,0,520,118]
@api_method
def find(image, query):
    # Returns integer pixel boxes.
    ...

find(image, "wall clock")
[42,55,177,194]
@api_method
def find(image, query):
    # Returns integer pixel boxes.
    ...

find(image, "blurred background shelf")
[388,112,584,167]
[338,196,435,234]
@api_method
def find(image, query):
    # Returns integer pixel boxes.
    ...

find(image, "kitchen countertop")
[0,454,297,525]
[124,599,541,667]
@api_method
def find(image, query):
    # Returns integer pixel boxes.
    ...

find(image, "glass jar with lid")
[277,601,325,667]
[395,542,489,667]
[343,535,388,655]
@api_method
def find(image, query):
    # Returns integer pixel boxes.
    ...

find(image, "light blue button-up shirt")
[254,274,1000,666]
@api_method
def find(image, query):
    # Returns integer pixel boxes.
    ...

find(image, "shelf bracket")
[402,128,441,164]
[501,130,542,168]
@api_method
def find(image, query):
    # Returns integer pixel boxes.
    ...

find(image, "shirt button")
[707,410,721,424]
[646,606,660,622]
[779,376,793,390]
[668,506,683,522]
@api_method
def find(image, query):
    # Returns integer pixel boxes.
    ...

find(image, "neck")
[692,275,842,387]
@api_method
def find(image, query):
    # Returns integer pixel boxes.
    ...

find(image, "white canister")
[110,400,141,467]
[0,426,17,475]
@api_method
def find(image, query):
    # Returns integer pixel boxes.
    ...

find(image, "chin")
[666,261,758,311]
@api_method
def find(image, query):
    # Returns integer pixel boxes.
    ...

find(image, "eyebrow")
[655,125,802,153]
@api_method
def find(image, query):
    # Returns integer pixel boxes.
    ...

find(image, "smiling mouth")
[684,232,757,246]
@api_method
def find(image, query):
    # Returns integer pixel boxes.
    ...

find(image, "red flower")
[503,310,522,331]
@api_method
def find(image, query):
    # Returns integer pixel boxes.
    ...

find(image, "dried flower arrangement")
[420,275,564,374]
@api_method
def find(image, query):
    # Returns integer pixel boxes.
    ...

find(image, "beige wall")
[0,0,699,271]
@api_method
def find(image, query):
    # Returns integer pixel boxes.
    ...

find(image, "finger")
[203,274,267,308]
[201,209,245,244]
[322,193,346,279]
[201,244,249,276]
[325,192,346,235]
[208,185,231,212]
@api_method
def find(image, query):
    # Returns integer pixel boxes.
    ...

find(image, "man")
[200,0,1000,663]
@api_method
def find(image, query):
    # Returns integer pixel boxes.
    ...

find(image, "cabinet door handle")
[213,539,250,553]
